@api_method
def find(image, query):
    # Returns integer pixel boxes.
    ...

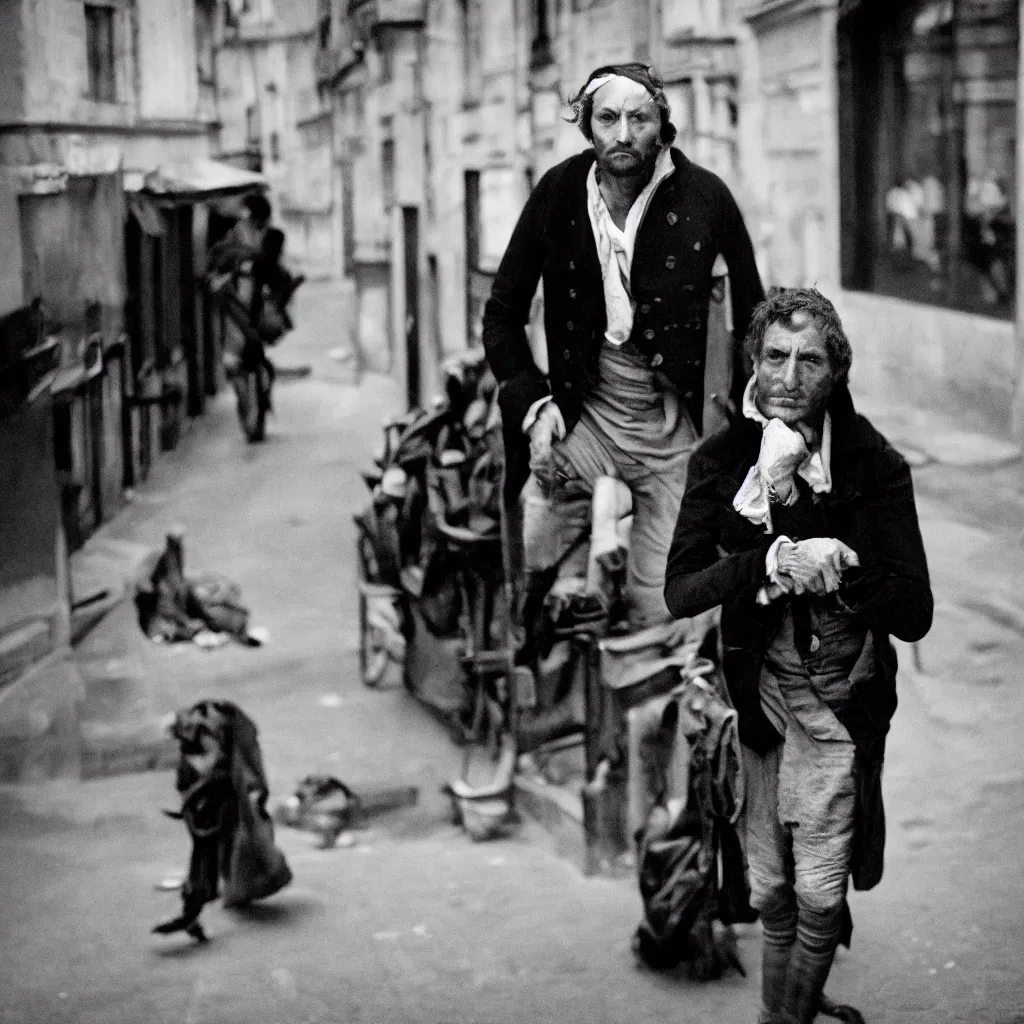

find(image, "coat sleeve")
[717,184,765,413]
[482,173,554,436]
[664,446,773,619]
[837,450,934,642]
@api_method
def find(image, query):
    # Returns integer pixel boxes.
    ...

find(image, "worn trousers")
[746,736,856,1024]
[522,413,692,630]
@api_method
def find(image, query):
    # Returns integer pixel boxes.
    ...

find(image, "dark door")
[464,170,481,343]
[403,206,420,412]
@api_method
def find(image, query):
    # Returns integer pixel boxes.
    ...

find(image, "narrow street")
[1,282,1023,1024]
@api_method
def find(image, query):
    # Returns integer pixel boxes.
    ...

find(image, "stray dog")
[275,775,359,849]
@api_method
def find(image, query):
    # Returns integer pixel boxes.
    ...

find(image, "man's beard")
[599,145,660,181]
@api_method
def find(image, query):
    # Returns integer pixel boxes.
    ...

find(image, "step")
[70,537,160,646]
[79,716,178,781]
[0,619,55,694]
[0,653,84,784]
[514,774,591,874]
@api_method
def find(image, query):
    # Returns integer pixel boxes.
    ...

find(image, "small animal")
[277,775,359,849]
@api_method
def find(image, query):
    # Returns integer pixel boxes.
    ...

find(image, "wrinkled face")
[753,315,835,430]
[589,77,663,180]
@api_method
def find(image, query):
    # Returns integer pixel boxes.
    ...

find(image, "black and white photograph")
[0,1,1022,1022]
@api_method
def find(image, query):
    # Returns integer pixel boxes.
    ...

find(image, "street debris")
[134,529,266,649]
[154,700,292,943]
[154,871,186,892]
[273,774,419,849]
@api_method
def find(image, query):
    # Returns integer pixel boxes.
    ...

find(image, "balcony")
[346,0,426,31]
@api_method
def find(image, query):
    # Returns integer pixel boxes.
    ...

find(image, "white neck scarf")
[586,144,675,348]
[732,377,832,533]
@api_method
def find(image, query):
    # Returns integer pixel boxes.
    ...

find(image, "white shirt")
[521,147,676,437]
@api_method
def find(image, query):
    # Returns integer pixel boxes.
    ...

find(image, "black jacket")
[482,147,764,499]
[664,386,933,889]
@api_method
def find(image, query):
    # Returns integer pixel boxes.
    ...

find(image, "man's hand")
[758,420,810,505]
[776,538,860,596]
[528,401,562,491]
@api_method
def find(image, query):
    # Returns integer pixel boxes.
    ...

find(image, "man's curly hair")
[745,287,853,387]
[565,63,678,145]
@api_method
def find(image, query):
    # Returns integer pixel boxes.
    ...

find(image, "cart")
[353,352,725,856]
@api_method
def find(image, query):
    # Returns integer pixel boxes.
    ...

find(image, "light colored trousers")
[522,413,693,629]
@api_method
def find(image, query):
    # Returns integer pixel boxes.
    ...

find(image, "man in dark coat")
[664,288,933,1023]
[483,62,764,628]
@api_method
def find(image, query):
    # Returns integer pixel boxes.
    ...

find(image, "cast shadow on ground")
[224,891,324,926]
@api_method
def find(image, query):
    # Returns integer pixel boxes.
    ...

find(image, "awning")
[123,159,268,203]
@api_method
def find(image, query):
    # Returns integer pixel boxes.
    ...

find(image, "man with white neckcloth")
[483,62,765,628]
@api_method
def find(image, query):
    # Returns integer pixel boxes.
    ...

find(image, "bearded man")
[483,62,764,628]
[665,287,934,1023]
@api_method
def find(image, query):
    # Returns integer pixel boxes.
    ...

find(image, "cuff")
[755,536,792,604]
[765,535,793,585]
[522,397,566,439]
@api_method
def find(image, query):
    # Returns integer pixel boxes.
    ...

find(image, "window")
[839,0,1018,319]
[245,104,260,148]
[381,138,396,212]
[461,0,483,107]
[531,0,553,69]
[84,4,116,103]
[195,0,216,85]
[318,0,332,49]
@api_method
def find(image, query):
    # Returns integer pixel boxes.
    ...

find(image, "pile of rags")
[135,529,262,648]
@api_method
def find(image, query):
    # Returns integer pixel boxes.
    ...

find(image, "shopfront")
[744,0,1024,441]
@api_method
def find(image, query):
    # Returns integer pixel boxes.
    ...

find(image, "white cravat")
[585,145,676,348]
[522,145,676,437]
[733,377,832,535]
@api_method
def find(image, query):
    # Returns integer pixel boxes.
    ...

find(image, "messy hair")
[565,62,678,145]
[745,287,853,387]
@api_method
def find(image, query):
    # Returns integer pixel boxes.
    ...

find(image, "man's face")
[753,315,835,431]
[589,78,663,180]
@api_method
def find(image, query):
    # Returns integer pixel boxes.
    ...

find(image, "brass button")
[684,390,695,399]
[640,303,651,314]
[563,380,573,389]
[665,256,676,269]
[667,212,678,226]
[569,260,576,271]
[567,321,574,331]
[569,288,577,299]
[654,296,662,303]
[644,328,655,341]
[563,349,571,360]
[693,241,701,251]
[650,353,663,367]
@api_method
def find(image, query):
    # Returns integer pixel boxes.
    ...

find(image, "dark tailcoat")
[664,386,934,889]
[482,147,764,499]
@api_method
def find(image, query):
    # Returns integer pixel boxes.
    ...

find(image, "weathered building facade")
[0,0,266,730]
[316,0,1023,447]
[315,0,749,405]
[741,0,1024,443]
